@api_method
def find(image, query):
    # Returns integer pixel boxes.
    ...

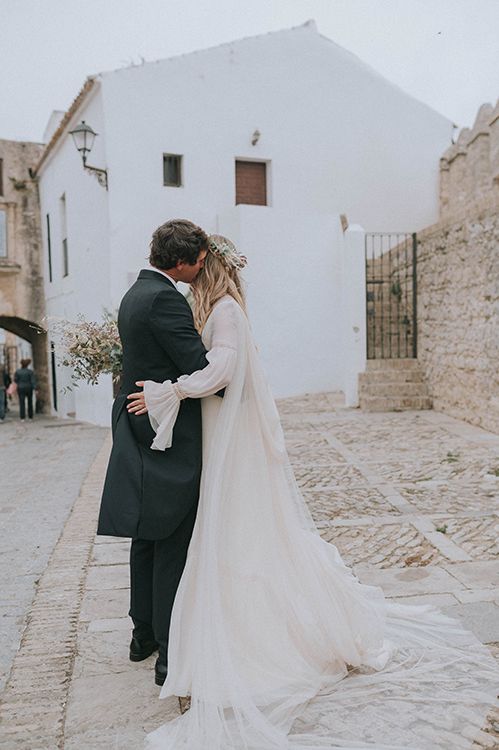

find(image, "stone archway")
[0,138,47,411]
[0,316,49,412]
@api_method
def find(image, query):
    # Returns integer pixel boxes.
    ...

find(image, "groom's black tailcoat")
[97,270,208,541]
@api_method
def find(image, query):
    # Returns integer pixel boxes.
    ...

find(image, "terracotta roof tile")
[33,76,96,175]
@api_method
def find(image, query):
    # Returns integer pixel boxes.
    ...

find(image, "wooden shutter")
[235,161,267,205]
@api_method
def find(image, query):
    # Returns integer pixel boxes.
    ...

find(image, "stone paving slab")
[63,671,179,739]
[86,564,130,591]
[389,592,460,607]
[443,560,499,589]
[1,395,498,748]
[80,588,130,622]
[72,630,130,678]
[0,430,111,748]
[88,617,130,633]
[456,588,499,604]
[440,601,499,643]
[90,541,131,566]
[354,561,467,596]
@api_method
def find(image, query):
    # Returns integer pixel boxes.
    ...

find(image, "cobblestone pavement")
[0,412,108,693]
[1,396,498,748]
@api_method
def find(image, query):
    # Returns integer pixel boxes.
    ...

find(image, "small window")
[60,194,68,277]
[0,209,7,257]
[50,341,58,411]
[46,214,53,282]
[62,238,69,277]
[235,161,267,206]
[163,154,182,187]
[0,159,3,196]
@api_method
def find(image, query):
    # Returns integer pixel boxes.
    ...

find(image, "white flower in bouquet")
[48,311,122,388]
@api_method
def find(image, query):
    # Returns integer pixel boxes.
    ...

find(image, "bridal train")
[143,297,498,750]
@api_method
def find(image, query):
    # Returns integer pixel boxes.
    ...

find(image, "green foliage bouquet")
[49,311,122,388]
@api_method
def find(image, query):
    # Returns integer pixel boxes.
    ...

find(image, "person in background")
[0,366,10,422]
[14,358,37,421]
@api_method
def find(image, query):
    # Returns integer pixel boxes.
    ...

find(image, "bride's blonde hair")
[190,235,247,332]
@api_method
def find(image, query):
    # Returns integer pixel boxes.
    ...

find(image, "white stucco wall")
[217,206,346,398]
[341,225,367,406]
[98,22,452,306]
[37,23,453,423]
[38,85,113,425]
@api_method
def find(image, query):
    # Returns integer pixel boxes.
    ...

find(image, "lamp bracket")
[83,163,108,190]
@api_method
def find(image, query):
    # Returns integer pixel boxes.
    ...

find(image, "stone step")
[359,395,433,412]
[366,358,420,370]
[358,369,425,384]
[359,381,430,398]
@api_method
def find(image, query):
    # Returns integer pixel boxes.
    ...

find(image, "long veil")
[145,302,498,750]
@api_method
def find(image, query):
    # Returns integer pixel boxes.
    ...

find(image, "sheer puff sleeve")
[144,299,239,451]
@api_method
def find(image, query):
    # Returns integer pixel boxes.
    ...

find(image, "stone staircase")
[358,359,432,412]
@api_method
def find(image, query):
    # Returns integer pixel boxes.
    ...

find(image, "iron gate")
[365,232,417,359]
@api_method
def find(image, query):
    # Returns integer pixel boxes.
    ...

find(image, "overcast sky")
[1,0,498,143]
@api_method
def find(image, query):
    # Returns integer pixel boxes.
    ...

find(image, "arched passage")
[0,316,49,413]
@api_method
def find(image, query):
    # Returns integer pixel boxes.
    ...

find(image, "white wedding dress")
[143,296,498,750]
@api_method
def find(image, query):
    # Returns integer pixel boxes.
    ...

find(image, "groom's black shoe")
[129,636,159,662]
[155,657,168,686]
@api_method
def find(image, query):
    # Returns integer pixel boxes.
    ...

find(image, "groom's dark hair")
[149,219,208,269]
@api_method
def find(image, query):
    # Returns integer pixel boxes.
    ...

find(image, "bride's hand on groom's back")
[126,381,149,415]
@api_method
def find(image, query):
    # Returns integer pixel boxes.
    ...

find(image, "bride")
[127,235,498,750]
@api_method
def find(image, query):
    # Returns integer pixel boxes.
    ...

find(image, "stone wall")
[0,139,49,409]
[412,101,499,433]
[440,100,499,221]
[417,209,499,434]
[371,101,499,432]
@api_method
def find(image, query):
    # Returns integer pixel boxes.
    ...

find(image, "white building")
[35,21,453,425]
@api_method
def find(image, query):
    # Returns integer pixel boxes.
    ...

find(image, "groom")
[98,219,209,686]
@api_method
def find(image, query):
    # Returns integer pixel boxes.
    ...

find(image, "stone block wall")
[416,211,499,433]
[440,100,499,221]
[371,101,499,432]
[0,139,49,409]
[403,101,499,433]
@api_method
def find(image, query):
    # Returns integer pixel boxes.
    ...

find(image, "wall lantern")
[69,121,108,189]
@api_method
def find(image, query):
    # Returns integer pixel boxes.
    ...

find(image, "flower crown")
[207,235,247,270]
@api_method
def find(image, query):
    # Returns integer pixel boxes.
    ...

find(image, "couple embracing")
[98,219,497,750]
